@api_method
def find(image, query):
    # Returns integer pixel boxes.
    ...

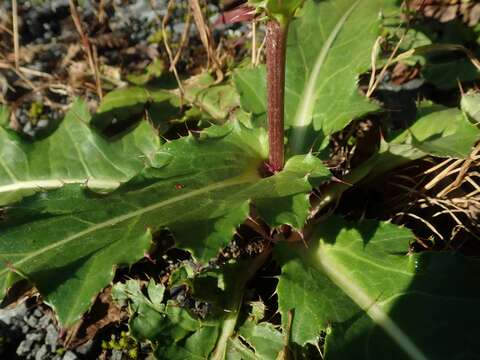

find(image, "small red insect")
[175,184,185,190]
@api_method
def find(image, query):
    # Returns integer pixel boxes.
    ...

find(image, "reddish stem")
[266,19,288,173]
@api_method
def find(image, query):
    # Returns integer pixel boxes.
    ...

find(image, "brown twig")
[68,0,103,99]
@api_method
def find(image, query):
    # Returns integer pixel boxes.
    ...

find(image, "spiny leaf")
[0,121,329,326]
[0,99,160,206]
[275,217,480,359]
[115,259,283,360]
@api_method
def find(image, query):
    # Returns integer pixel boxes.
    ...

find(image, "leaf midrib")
[0,173,258,277]
[318,244,428,360]
[290,0,361,153]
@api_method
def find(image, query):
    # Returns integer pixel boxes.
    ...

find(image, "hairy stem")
[266,19,288,173]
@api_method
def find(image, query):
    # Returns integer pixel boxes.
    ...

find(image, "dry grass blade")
[68,0,103,100]
[161,0,186,98]
[395,43,480,71]
[367,36,382,97]
[255,32,267,67]
[424,158,463,190]
[366,33,405,98]
[394,211,445,240]
[437,143,480,197]
[172,11,192,68]
[189,0,224,81]
[422,157,455,175]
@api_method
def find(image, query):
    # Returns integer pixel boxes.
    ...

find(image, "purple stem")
[266,19,288,173]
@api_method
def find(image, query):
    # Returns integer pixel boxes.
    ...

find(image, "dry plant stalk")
[189,0,223,81]
[160,0,192,97]
[11,0,20,70]
[251,20,257,65]
[68,0,103,99]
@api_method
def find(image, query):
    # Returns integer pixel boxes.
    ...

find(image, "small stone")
[45,323,59,348]
[21,324,30,334]
[33,309,44,318]
[23,122,32,133]
[111,349,124,360]
[37,315,51,328]
[26,332,44,342]
[0,302,29,325]
[17,339,34,356]
[62,350,78,360]
[26,315,39,327]
[37,119,49,128]
[35,344,48,360]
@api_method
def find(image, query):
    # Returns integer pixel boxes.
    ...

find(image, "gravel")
[0,301,88,359]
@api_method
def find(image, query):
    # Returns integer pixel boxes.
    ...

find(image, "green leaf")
[234,67,266,120]
[115,257,282,360]
[390,104,480,158]
[127,59,165,85]
[351,103,480,183]
[0,122,329,326]
[0,105,9,127]
[275,217,480,359]
[227,320,284,360]
[236,0,393,155]
[0,99,161,206]
[461,90,480,123]
[423,58,479,90]
[249,0,305,24]
[91,86,178,132]
[112,279,166,340]
[180,73,241,123]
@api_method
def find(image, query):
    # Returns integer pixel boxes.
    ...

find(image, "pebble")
[26,332,44,342]
[16,338,34,356]
[35,344,48,360]
[62,350,78,360]
[0,302,28,325]
[111,349,124,360]
[37,314,51,328]
[26,315,39,327]
[45,323,59,348]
